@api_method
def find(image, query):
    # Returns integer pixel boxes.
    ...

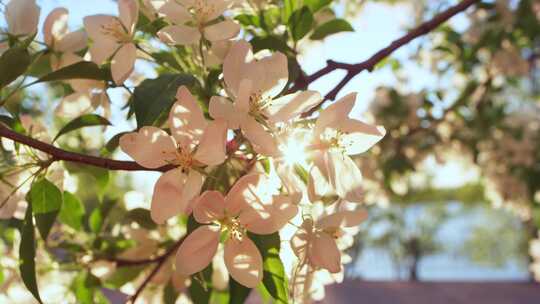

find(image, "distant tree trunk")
[407,238,421,282]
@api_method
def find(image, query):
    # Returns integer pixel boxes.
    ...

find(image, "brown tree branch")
[293,0,480,117]
[0,0,478,172]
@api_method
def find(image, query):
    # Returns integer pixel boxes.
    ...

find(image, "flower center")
[220,216,245,242]
[318,128,345,152]
[193,0,217,24]
[172,146,194,172]
[100,18,131,43]
[248,92,271,120]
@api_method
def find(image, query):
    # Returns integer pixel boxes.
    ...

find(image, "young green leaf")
[54,114,111,142]
[29,178,63,240]
[59,191,85,231]
[0,47,31,89]
[19,205,43,304]
[288,6,315,41]
[133,74,197,128]
[163,280,180,304]
[310,19,354,40]
[34,61,112,83]
[304,0,332,13]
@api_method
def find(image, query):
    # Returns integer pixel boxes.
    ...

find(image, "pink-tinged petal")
[55,92,94,117]
[307,151,336,202]
[290,219,313,260]
[175,225,220,275]
[111,43,136,85]
[240,195,298,234]
[84,15,120,63]
[240,117,278,156]
[326,151,363,203]
[180,170,205,213]
[70,78,104,92]
[43,7,68,47]
[56,30,88,53]
[6,0,40,36]
[0,188,20,219]
[308,232,341,273]
[118,0,139,34]
[169,86,207,149]
[119,126,177,168]
[224,173,264,216]
[204,19,240,42]
[223,40,254,98]
[194,119,227,166]
[235,79,253,113]
[150,168,191,224]
[335,119,386,155]
[202,0,230,22]
[209,96,244,129]
[275,162,304,204]
[50,52,84,71]
[251,52,288,98]
[317,210,368,230]
[314,92,356,138]
[157,24,200,45]
[193,190,226,224]
[224,237,263,288]
[158,0,191,24]
[265,90,321,123]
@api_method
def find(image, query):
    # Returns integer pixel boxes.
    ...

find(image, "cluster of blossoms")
[0,0,386,301]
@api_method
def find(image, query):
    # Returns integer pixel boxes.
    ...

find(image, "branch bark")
[292,0,480,117]
[0,0,479,171]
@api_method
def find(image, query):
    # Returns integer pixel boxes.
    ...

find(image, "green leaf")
[124,208,157,230]
[54,114,111,142]
[73,271,101,304]
[19,205,43,304]
[228,278,251,304]
[288,6,314,41]
[249,233,289,303]
[310,19,354,40]
[250,36,294,54]
[283,0,300,22]
[104,265,146,289]
[34,61,112,84]
[189,264,213,304]
[102,132,130,155]
[29,178,63,240]
[0,264,4,285]
[304,0,332,12]
[163,280,179,304]
[133,74,197,127]
[89,208,103,233]
[59,191,85,231]
[235,14,261,27]
[0,47,31,89]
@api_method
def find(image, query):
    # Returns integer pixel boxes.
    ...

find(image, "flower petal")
[204,19,240,42]
[194,119,227,166]
[336,119,386,155]
[175,225,220,275]
[308,232,341,273]
[118,0,139,34]
[55,92,94,117]
[251,52,288,98]
[158,24,200,45]
[326,151,363,203]
[223,40,254,98]
[111,43,136,84]
[314,92,356,138]
[169,86,207,149]
[84,15,120,63]
[193,190,226,224]
[307,151,336,202]
[290,219,313,260]
[56,30,88,53]
[201,0,229,21]
[6,0,40,36]
[180,170,205,214]
[240,116,278,156]
[265,90,321,123]
[43,7,69,47]
[209,96,243,129]
[240,195,298,234]
[119,126,177,168]
[225,173,264,216]
[158,0,191,24]
[224,237,263,288]
[317,210,368,230]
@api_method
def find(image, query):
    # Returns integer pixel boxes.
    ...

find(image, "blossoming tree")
[0,0,538,303]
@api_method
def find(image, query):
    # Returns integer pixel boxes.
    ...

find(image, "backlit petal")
[175,225,220,275]
[251,52,288,98]
[111,43,136,84]
[119,126,177,168]
[240,116,278,156]
[193,190,226,224]
[169,86,207,149]
[209,96,243,129]
[308,232,341,273]
[55,92,94,117]
[326,151,363,203]
[314,92,356,138]
[290,219,313,260]
[150,168,189,224]
[224,173,264,216]
[43,7,68,47]
[118,0,139,34]
[224,237,263,288]
[194,119,227,166]
[240,195,298,234]
[159,0,191,24]
[204,19,240,42]
[265,90,321,123]
[158,24,200,45]
[223,40,254,98]
[336,119,386,155]
[317,210,368,230]
[6,0,40,36]
[56,30,88,53]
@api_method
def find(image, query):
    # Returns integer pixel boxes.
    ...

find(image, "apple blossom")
[157,0,240,46]
[4,0,40,37]
[43,8,88,71]
[120,86,227,224]
[84,0,139,84]
[210,40,322,155]
[291,209,368,273]
[308,93,385,203]
[55,78,110,118]
[175,173,297,287]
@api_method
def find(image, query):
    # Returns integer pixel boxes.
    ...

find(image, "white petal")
[43,7,69,47]
[209,96,243,129]
[158,24,200,45]
[317,210,368,230]
[150,168,194,223]
[314,92,356,138]
[193,190,226,224]
[265,90,321,123]
[204,19,240,42]
[240,116,278,156]
[308,232,341,273]
[224,173,264,216]
[240,195,298,235]
[194,119,227,166]
[169,86,207,149]
[307,151,336,202]
[175,225,220,275]
[336,119,386,155]
[84,15,120,63]
[326,151,363,203]
[111,43,136,85]
[158,0,191,24]
[223,40,254,98]
[6,0,40,36]
[118,0,139,34]
[251,52,288,98]
[56,30,88,53]
[224,237,263,288]
[290,219,313,260]
[119,126,177,168]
